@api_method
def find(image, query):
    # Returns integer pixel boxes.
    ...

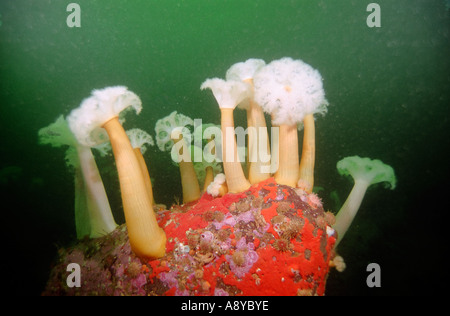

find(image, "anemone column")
[298,114,315,192]
[173,136,201,204]
[221,108,251,193]
[103,117,166,259]
[274,124,300,187]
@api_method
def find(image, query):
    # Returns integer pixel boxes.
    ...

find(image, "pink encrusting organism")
[226,237,259,279]
[307,192,323,208]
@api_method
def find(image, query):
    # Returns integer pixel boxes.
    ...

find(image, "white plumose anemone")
[206,173,228,197]
[226,58,266,82]
[38,115,117,239]
[154,111,200,204]
[226,59,271,184]
[201,78,252,193]
[68,86,166,260]
[253,57,328,189]
[334,156,396,246]
[68,86,142,147]
[253,57,328,126]
[201,78,251,109]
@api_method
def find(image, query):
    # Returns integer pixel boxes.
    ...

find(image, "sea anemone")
[298,109,327,193]
[67,86,166,259]
[38,115,117,239]
[253,57,328,189]
[193,122,222,163]
[324,211,336,226]
[334,156,396,246]
[273,238,292,252]
[329,255,346,272]
[192,144,223,192]
[155,111,193,152]
[226,59,271,184]
[281,218,304,240]
[126,128,156,205]
[226,238,259,278]
[307,192,322,208]
[192,123,223,192]
[206,173,228,197]
[232,249,247,267]
[201,78,251,193]
[155,111,201,203]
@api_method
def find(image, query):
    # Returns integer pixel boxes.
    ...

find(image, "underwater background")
[0,0,449,295]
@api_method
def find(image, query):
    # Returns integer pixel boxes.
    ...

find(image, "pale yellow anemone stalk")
[173,135,202,203]
[298,114,315,192]
[274,123,300,187]
[192,142,222,193]
[68,86,166,259]
[38,115,117,239]
[202,138,217,192]
[334,156,396,246]
[135,147,154,204]
[155,111,201,204]
[203,166,214,192]
[126,128,156,206]
[192,124,222,193]
[201,78,251,193]
[226,59,271,184]
[220,108,251,192]
[246,93,271,184]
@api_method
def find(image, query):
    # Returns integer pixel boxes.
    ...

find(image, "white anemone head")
[253,57,328,126]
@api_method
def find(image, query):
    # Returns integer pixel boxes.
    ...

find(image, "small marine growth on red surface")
[43,178,337,296]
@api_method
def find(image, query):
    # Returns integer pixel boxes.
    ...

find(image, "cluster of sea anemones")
[39,57,397,294]
[201,57,329,193]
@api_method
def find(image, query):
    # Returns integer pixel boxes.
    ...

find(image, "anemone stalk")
[103,117,166,259]
[298,113,315,192]
[221,108,251,193]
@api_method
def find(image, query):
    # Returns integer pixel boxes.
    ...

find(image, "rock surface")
[43,178,337,296]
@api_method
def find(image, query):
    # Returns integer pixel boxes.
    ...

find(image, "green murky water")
[0,0,449,295]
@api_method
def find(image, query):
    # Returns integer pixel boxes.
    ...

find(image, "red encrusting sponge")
[43,178,336,296]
